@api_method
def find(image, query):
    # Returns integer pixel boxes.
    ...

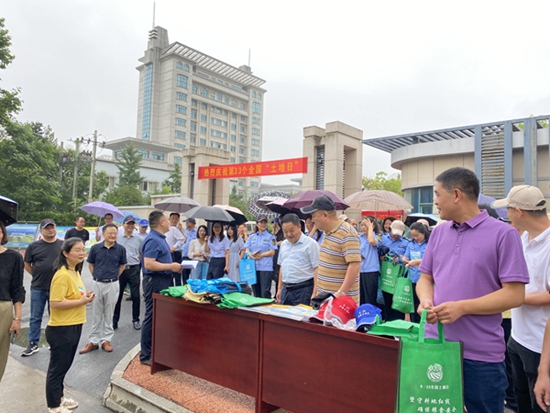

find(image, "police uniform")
[244,230,277,298]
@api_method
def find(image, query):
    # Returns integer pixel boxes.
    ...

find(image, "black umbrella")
[0,195,18,226]
[185,205,235,224]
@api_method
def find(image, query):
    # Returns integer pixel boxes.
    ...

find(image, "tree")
[0,18,22,128]
[362,171,403,196]
[103,185,146,207]
[229,185,255,221]
[163,163,182,193]
[115,143,144,188]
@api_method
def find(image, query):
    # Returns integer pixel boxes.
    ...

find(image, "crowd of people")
[2,166,550,413]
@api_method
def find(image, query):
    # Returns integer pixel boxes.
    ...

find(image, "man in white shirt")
[494,185,550,413]
[166,212,186,285]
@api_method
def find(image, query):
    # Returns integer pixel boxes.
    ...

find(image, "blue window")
[174,156,183,164]
[200,138,206,146]
[191,110,197,119]
[230,157,235,163]
[240,136,245,143]
[239,147,245,154]
[252,117,261,124]
[200,126,207,134]
[190,123,196,131]
[200,88,207,97]
[183,64,190,72]
[176,118,186,126]
[190,135,196,143]
[251,149,260,156]
[257,93,262,101]
[252,128,261,136]
[252,102,261,114]
[177,74,188,88]
[200,114,207,122]
[240,125,246,132]
[252,91,257,98]
[231,123,236,130]
[231,134,236,141]
[175,130,186,139]
[175,143,186,150]
[252,138,260,145]
[177,92,187,101]
[223,96,228,104]
[176,61,182,69]
[231,99,237,107]
[251,181,259,188]
[217,93,222,102]
[141,64,153,141]
[176,105,187,114]
[192,84,197,93]
[230,146,236,152]
[201,102,207,109]
[137,150,149,159]
[191,99,197,106]
[152,152,165,161]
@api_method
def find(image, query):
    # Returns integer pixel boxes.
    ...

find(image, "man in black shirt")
[64,217,90,244]
[22,218,63,357]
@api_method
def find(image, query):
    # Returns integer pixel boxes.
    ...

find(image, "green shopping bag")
[380,257,405,293]
[391,275,414,313]
[394,310,464,413]
[367,318,419,340]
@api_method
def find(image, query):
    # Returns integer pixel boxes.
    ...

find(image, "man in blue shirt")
[241,215,277,298]
[276,214,319,305]
[181,218,197,284]
[140,210,183,365]
[80,223,127,354]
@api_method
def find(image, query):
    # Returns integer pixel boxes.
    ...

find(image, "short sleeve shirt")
[359,233,380,273]
[117,232,143,265]
[24,239,64,290]
[278,233,320,284]
[64,228,90,243]
[317,218,361,303]
[141,229,173,277]
[48,266,86,326]
[419,210,529,362]
[207,236,230,258]
[87,242,127,280]
[244,230,277,271]
[404,240,428,283]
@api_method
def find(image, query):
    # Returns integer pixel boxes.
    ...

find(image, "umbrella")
[284,190,350,211]
[0,195,18,226]
[115,211,141,224]
[344,190,412,211]
[265,199,308,219]
[212,205,247,225]
[80,201,123,219]
[247,190,291,220]
[478,194,507,219]
[185,205,235,223]
[404,213,440,227]
[154,196,201,213]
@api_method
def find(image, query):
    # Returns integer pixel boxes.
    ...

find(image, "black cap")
[256,215,268,222]
[300,195,335,214]
[123,216,136,224]
[40,218,56,229]
[184,217,196,224]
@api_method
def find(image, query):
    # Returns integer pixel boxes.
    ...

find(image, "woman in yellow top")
[45,238,95,413]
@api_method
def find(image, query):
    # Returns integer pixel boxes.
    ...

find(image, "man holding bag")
[416,167,529,413]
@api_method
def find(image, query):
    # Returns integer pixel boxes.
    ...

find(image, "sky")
[3,0,550,185]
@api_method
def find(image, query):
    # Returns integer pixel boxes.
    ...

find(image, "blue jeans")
[29,289,49,345]
[463,359,507,413]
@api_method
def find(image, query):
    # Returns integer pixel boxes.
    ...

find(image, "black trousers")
[140,275,172,362]
[113,265,141,324]
[172,251,183,285]
[382,291,405,322]
[280,282,314,306]
[206,257,226,280]
[45,324,82,408]
[359,271,379,306]
[252,270,273,298]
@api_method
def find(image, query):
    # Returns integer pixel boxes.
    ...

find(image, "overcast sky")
[3,0,550,185]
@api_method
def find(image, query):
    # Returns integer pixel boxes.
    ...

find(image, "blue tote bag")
[239,253,257,285]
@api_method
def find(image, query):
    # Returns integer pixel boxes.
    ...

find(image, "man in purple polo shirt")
[417,167,529,413]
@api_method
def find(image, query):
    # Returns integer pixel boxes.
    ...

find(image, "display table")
[151,294,399,413]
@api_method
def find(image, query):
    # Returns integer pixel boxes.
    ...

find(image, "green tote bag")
[380,257,405,294]
[394,310,464,413]
[391,275,414,314]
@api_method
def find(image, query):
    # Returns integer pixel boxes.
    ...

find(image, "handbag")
[239,253,257,285]
[201,261,209,280]
[394,310,464,413]
[391,275,414,313]
[380,256,405,294]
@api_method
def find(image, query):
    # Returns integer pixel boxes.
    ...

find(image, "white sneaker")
[61,397,78,410]
[48,406,71,413]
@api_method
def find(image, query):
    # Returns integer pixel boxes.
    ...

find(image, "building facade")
[363,115,550,214]
[135,26,266,201]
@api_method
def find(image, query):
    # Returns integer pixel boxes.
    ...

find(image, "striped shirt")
[317,217,361,303]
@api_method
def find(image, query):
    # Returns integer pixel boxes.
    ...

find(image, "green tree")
[163,163,182,193]
[229,185,255,221]
[103,185,146,207]
[115,143,144,188]
[0,18,22,128]
[362,172,403,196]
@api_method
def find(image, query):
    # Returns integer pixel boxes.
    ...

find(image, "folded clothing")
[217,292,274,309]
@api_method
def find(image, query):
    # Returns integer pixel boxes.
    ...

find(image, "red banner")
[198,157,307,180]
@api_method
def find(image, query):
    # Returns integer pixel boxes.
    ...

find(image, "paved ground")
[2,263,143,411]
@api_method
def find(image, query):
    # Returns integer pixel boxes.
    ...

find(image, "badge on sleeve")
[272,238,276,245]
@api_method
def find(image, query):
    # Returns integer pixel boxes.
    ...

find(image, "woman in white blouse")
[187,225,209,279]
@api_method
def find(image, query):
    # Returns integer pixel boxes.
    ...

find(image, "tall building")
[135,26,267,201]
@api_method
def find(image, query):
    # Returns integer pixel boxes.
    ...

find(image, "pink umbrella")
[283,190,350,211]
[212,205,247,225]
[265,199,308,219]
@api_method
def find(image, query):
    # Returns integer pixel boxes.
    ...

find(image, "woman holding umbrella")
[0,221,25,383]
[205,222,230,279]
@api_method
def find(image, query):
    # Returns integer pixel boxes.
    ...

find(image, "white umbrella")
[154,197,200,213]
